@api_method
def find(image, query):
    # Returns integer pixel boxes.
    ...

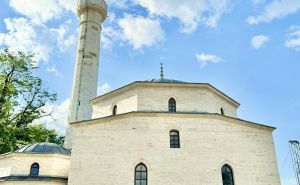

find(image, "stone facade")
[92,86,139,118]
[91,82,239,119]
[1,181,66,185]
[0,153,70,185]
[68,112,281,185]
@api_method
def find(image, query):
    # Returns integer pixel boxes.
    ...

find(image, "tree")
[27,124,65,145]
[0,49,63,154]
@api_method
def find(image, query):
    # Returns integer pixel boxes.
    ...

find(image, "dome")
[145,64,187,84]
[15,142,71,156]
[145,78,187,84]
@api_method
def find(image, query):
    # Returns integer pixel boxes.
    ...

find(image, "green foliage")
[0,49,63,154]
[27,124,65,145]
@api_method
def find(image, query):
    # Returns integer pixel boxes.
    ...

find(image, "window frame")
[221,108,224,115]
[30,163,39,176]
[112,105,117,115]
[170,130,180,148]
[168,98,176,112]
[134,163,147,185]
[221,164,234,185]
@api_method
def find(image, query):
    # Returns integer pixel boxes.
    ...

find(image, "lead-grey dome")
[145,63,187,84]
[16,142,71,156]
[145,78,187,84]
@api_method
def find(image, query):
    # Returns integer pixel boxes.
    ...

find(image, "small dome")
[15,142,71,156]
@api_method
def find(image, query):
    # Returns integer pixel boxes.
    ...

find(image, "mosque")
[0,0,281,185]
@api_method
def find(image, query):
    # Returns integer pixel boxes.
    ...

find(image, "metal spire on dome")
[160,63,164,80]
[145,63,186,83]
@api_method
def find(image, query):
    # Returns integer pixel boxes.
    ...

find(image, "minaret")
[64,0,108,149]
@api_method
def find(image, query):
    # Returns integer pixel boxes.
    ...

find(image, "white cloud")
[0,18,75,63]
[50,22,76,52]
[107,0,130,8]
[46,65,62,77]
[9,0,76,24]
[0,18,50,62]
[101,26,121,49]
[251,35,269,49]
[246,0,300,25]
[286,26,300,51]
[100,12,123,49]
[58,0,77,13]
[97,83,112,95]
[251,0,265,5]
[118,15,165,49]
[33,99,70,135]
[133,0,232,33]
[196,53,222,67]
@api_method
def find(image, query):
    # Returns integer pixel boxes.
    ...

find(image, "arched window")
[168,98,176,112]
[221,108,224,115]
[30,163,39,176]
[135,163,147,185]
[222,164,234,185]
[170,130,180,148]
[112,105,117,115]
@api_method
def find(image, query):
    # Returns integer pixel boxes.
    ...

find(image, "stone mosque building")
[0,0,281,185]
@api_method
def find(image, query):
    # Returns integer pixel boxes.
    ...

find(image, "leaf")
[0,49,61,154]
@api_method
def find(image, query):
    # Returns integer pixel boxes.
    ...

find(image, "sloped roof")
[91,80,240,107]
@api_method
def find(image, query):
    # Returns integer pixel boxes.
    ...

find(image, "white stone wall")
[137,85,237,117]
[92,89,138,118]
[1,181,66,185]
[91,83,238,119]
[0,153,70,177]
[68,113,281,185]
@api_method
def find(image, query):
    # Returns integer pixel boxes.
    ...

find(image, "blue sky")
[0,0,299,184]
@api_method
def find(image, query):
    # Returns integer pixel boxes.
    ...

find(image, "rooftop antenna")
[160,63,164,80]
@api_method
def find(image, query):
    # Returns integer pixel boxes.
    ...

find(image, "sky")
[0,0,299,184]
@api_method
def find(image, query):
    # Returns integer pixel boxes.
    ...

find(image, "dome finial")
[160,63,164,80]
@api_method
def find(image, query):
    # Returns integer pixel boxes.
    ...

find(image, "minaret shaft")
[65,0,107,149]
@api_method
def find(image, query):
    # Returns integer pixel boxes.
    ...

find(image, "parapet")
[77,0,108,21]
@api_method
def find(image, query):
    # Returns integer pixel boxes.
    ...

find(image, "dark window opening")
[30,163,39,176]
[222,164,234,185]
[168,98,176,112]
[135,163,147,185]
[221,108,224,115]
[170,130,180,148]
[113,105,117,115]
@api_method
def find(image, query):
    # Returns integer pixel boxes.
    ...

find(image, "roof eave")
[70,111,275,131]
